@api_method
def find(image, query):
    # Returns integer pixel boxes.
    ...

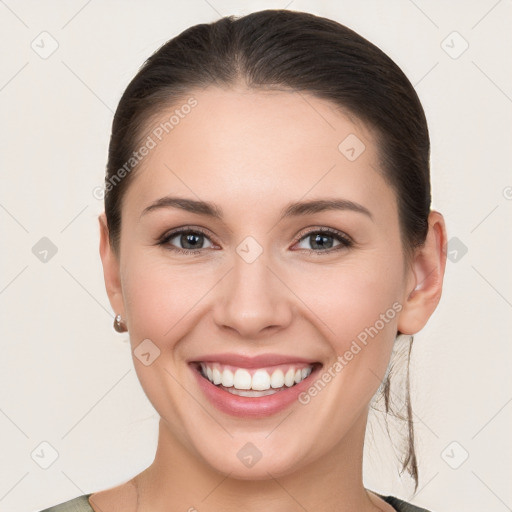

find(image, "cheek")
[289,261,403,433]
[292,257,403,350]
[120,253,209,345]
[119,254,207,439]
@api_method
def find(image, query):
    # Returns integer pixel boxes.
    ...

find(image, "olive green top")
[38,492,434,511]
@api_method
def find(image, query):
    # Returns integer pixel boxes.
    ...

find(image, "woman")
[40,9,447,512]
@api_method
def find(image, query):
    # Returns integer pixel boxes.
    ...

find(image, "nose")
[212,250,294,340]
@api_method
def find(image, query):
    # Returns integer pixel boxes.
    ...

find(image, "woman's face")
[103,86,420,478]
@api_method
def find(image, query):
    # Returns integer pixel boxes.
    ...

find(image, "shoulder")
[38,481,138,512]
[379,494,434,512]
[37,490,434,512]
[37,494,94,512]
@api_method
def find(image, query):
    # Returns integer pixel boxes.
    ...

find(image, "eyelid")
[159,225,216,242]
[158,225,354,254]
[293,226,353,246]
[156,225,219,254]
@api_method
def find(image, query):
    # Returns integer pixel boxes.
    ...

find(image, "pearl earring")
[113,314,127,333]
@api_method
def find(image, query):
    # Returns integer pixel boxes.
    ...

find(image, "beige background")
[1,1,511,511]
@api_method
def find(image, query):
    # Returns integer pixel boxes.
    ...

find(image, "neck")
[133,407,385,512]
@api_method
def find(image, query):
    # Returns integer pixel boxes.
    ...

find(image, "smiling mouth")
[195,361,321,397]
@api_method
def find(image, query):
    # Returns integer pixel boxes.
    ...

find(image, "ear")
[98,212,125,319]
[397,210,447,335]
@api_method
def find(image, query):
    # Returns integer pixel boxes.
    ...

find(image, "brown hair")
[104,9,431,491]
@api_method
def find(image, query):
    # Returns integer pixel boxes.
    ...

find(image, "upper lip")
[189,353,320,369]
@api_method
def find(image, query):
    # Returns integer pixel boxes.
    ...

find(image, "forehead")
[122,86,397,224]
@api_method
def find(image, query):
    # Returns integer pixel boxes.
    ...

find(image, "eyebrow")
[140,196,373,221]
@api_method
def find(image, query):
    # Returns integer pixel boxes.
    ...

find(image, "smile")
[198,362,314,396]
[190,354,322,417]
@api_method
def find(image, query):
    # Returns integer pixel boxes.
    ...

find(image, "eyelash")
[157,225,354,256]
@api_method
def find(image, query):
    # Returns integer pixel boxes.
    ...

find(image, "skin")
[95,85,447,512]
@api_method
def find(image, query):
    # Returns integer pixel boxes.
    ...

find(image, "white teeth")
[270,369,285,388]
[200,363,314,391]
[284,368,296,387]
[233,369,252,390]
[212,367,222,385]
[251,370,271,391]
[225,387,279,397]
[221,368,234,387]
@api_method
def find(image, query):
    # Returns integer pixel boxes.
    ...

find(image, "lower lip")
[191,364,320,418]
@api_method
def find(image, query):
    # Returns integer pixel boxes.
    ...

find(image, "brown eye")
[294,228,353,254]
[159,228,215,255]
